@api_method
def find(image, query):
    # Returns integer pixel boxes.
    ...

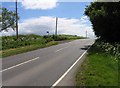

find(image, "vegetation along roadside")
[0,34,85,58]
[76,39,119,87]
[75,2,120,87]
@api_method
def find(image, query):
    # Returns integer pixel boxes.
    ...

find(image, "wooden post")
[55,17,58,36]
[86,30,87,38]
[16,0,18,39]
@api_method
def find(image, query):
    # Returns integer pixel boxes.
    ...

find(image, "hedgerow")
[95,39,120,59]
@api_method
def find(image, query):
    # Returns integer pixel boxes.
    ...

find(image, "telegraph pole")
[55,17,58,37]
[15,0,18,39]
[86,30,87,38]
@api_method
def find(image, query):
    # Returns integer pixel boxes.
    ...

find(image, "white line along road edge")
[0,57,39,72]
[51,46,92,88]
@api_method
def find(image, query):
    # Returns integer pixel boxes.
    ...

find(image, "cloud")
[1,16,95,38]
[21,0,58,10]
[80,16,89,23]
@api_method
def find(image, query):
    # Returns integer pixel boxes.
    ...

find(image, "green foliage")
[44,34,82,41]
[1,34,82,57]
[2,34,82,50]
[96,40,120,59]
[0,7,19,32]
[43,35,54,43]
[85,2,120,42]
[2,34,46,50]
[76,40,119,86]
[2,41,58,57]
[54,35,82,41]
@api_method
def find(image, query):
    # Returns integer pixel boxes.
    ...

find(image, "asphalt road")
[2,39,94,86]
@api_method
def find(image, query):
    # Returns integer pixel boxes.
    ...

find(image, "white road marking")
[0,57,39,72]
[51,46,91,88]
[1,45,69,72]
[55,46,70,52]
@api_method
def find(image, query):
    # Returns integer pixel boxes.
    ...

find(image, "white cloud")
[80,16,89,23]
[21,0,58,10]
[1,16,95,38]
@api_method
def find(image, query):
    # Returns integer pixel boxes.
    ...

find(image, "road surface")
[2,39,94,86]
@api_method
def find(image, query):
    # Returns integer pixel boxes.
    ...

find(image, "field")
[76,40,120,87]
[0,34,84,57]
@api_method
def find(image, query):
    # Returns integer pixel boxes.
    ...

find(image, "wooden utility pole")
[55,17,58,36]
[86,30,87,38]
[15,0,18,39]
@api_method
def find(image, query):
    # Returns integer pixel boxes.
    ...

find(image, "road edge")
[51,45,92,87]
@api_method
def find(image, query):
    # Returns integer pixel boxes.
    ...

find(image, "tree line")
[85,2,120,42]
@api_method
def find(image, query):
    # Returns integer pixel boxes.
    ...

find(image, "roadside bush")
[54,36,67,41]
[2,34,46,50]
[2,34,83,50]
[95,39,120,59]
[45,37,54,43]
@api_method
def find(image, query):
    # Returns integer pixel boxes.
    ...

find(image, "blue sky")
[3,2,90,20]
[2,1,95,38]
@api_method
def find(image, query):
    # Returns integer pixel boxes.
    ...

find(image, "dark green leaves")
[85,2,120,42]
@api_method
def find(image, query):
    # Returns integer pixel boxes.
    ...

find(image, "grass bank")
[1,41,58,57]
[1,34,84,57]
[76,40,119,87]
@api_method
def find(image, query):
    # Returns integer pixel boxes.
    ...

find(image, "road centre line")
[1,45,70,72]
[51,46,91,87]
[0,57,39,72]
[55,46,70,52]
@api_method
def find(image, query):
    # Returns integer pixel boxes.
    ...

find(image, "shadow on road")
[80,45,91,50]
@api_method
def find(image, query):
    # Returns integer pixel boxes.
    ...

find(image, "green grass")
[1,34,47,50]
[1,34,83,57]
[76,42,118,87]
[1,41,58,57]
[58,34,86,40]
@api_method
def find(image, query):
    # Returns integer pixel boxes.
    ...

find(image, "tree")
[85,2,120,42]
[0,7,19,38]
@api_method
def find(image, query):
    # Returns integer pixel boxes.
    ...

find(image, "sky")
[1,0,95,38]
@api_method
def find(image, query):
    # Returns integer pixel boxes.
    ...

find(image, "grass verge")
[1,41,58,58]
[76,42,118,87]
[1,34,84,58]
